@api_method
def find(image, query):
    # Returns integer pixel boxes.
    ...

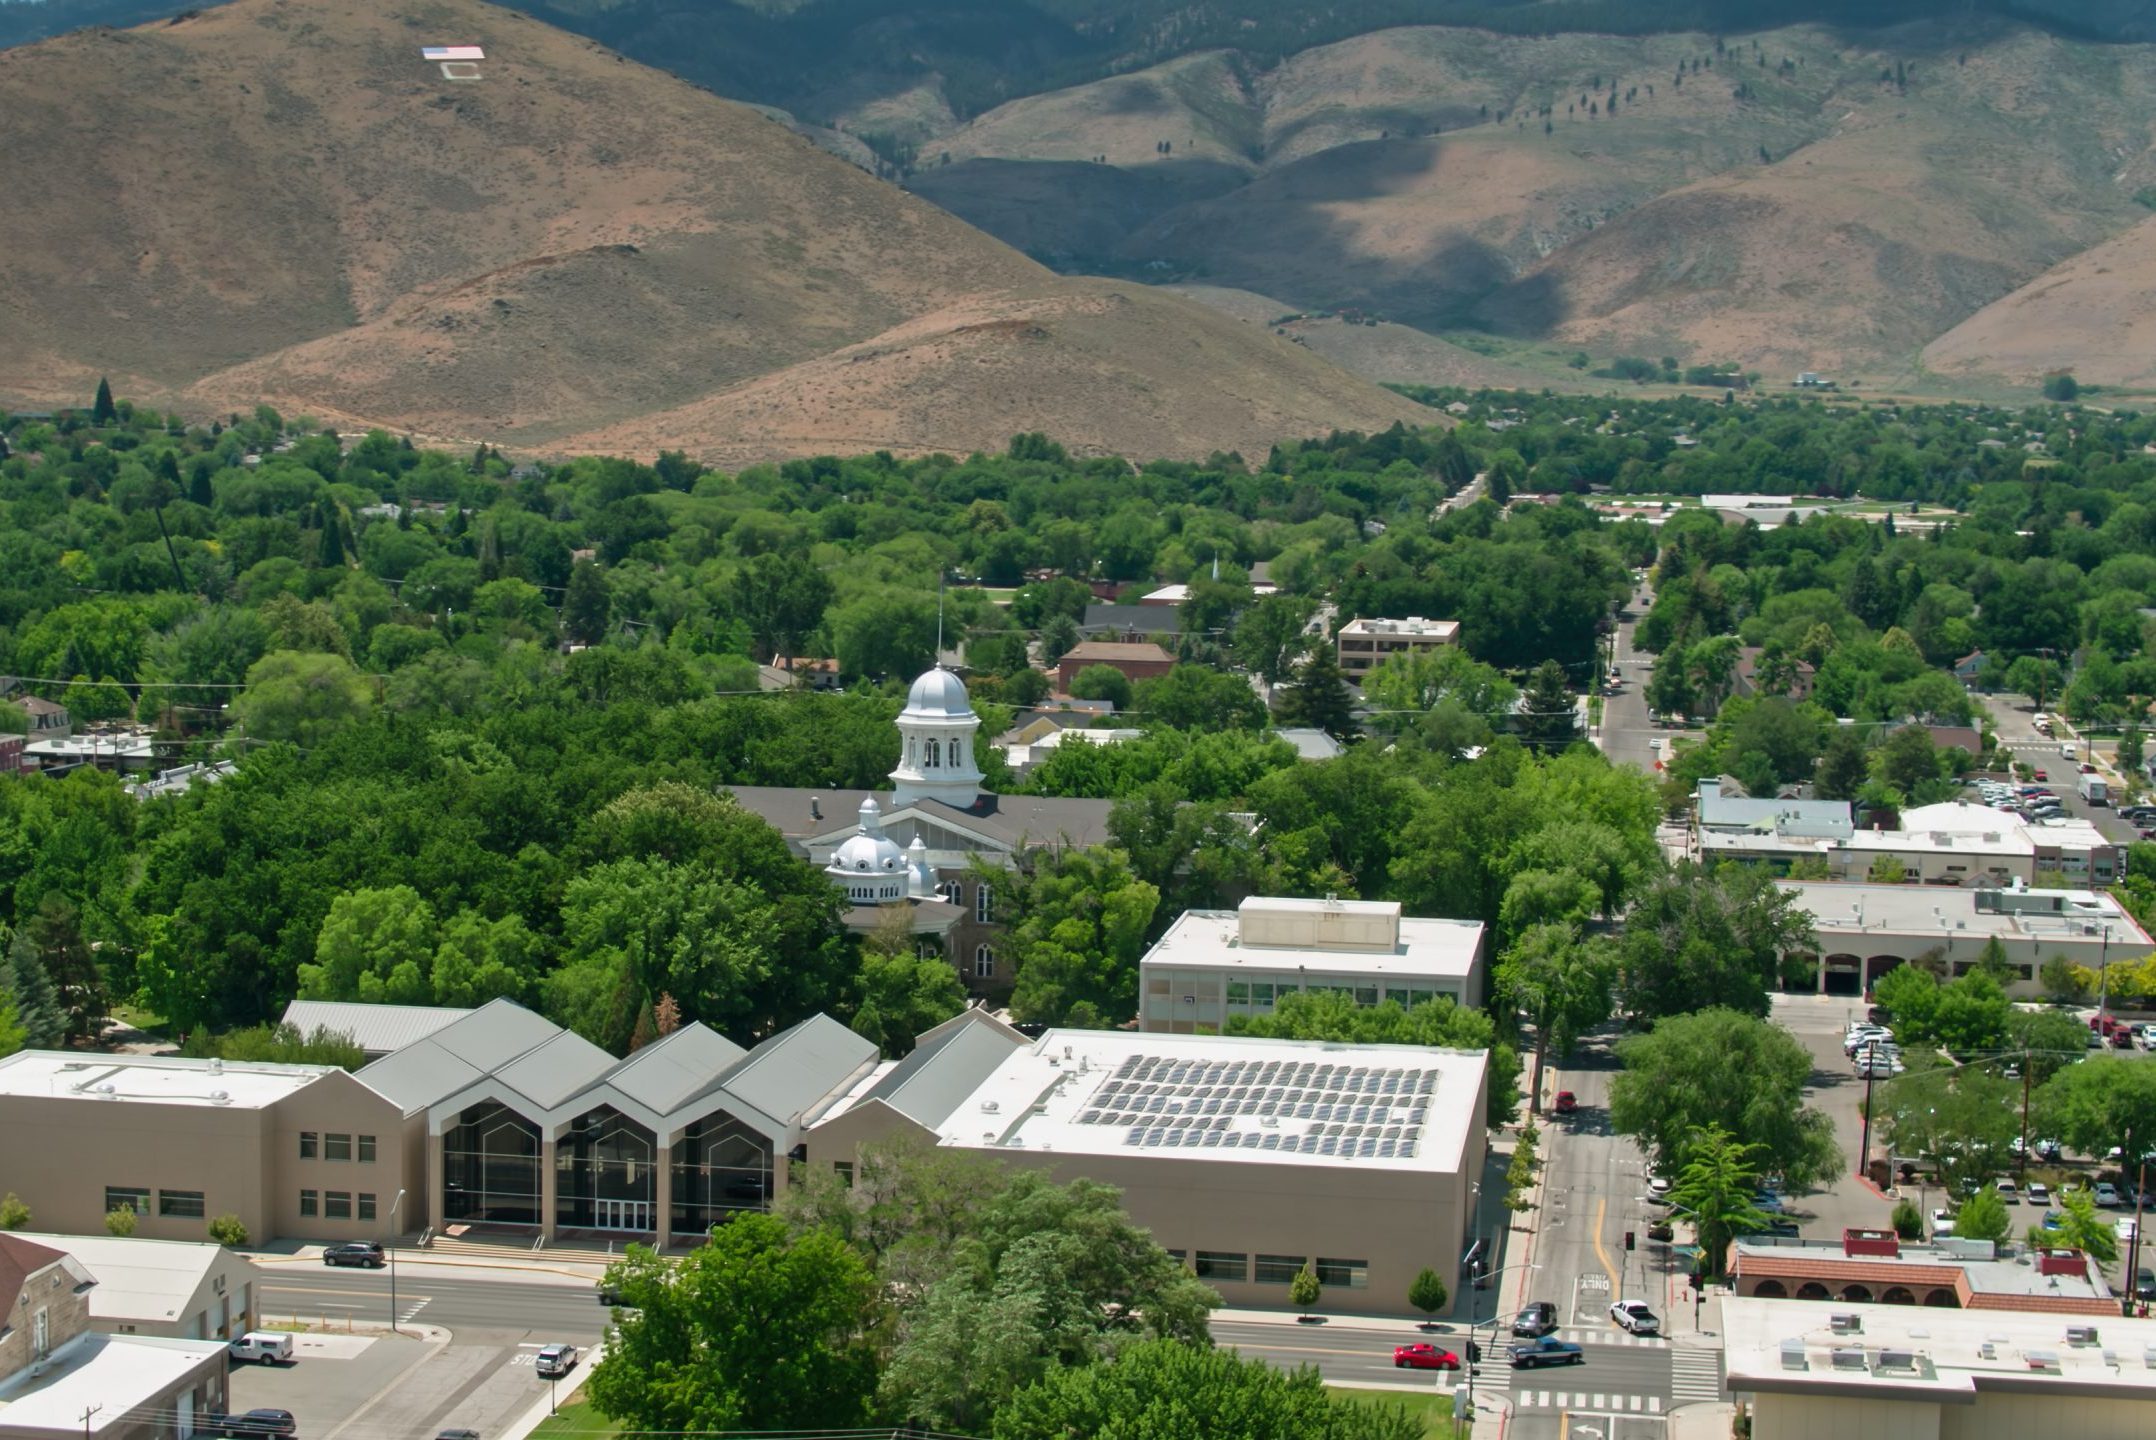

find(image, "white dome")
[829,798,905,879]
[903,667,973,718]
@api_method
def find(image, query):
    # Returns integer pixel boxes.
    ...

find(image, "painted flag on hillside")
[421,46,486,60]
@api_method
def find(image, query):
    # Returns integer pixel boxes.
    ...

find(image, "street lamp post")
[387,1189,405,1336]
[1462,1262,1538,1429]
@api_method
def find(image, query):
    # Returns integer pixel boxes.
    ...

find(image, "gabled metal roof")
[603,1024,749,1116]
[720,1013,878,1127]
[861,1010,1027,1128]
[280,1000,473,1056]
[493,1030,620,1111]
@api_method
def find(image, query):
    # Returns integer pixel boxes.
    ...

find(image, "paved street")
[260,1264,612,1342]
[1973,690,2141,843]
[1601,584,1673,778]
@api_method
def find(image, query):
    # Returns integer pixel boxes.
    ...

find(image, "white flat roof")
[14,1234,231,1324]
[0,1332,226,1433]
[1140,908,1484,980]
[1724,1296,2156,1398]
[930,1029,1484,1175]
[1779,882,2151,948]
[0,1052,334,1109]
[1340,616,1460,638]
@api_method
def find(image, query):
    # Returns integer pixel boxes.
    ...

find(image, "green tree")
[1408,1267,1449,1321]
[2007,1007,2090,1081]
[1875,725,1942,797]
[1610,1007,1841,1187]
[1871,963,1940,1041]
[1665,1125,1775,1278]
[1273,643,1357,740]
[2036,1056,2156,1167]
[992,1337,1421,1440]
[18,896,103,1045]
[0,938,64,1049]
[0,1192,28,1229]
[847,910,966,1058]
[181,1024,367,1069]
[105,1204,138,1237]
[1617,863,1815,1019]
[2041,370,2080,402]
[1495,924,1615,1108]
[1890,1197,1922,1239]
[207,1214,250,1248]
[1232,595,1316,684]
[998,848,1158,1025]
[92,377,116,424]
[1132,665,1269,732]
[1505,1121,1541,1210]
[2120,727,2145,775]
[233,650,376,747]
[1069,664,1134,711]
[562,560,613,646]
[2042,953,2092,1004]
[2029,1186,2117,1265]
[0,995,22,1063]
[1290,1260,1322,1320]
[300,886,438,1005]
[589,1218,880,1435]
[1515,660,1580,751]
[1875,1056,2018,1198]
[1954,1185,2009,1244]
[732,552,834,663]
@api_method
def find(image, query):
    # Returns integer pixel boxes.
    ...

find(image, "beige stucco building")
[1138,895,1487,1033]
[1725,1296,2156,1440]
[808,1011,1489,1315]
[0,1053,417,1247]
[1336,616,1460,680]
[10,1236,262,1342]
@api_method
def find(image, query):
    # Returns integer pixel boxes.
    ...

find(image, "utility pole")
[1857,1048,1880,1181]
[2019,1055,2032,1186]
[80,1405,101,1440]
[387,1188,406,1336]
[2130,1150,2149,1318]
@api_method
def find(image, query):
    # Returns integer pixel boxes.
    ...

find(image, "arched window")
[974,945,995,979]
[944,738,960,767]
[923,742,939,769]
[976,884,993,924]
[939,880,962,905]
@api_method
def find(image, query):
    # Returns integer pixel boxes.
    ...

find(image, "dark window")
[358,1193,376,1222]
[1315,1257,1369,1289]
[324,1134,352,1162]
[1255,1254,1307,1284]
[1195,1251,1248,1283]
[325,1192,352,1220]
[976,884,993,924]
[104,1187,150,1216]
[300,1190,318,1218]
[833,1162,854,1189]
[299,1132,317,1159]
[358,1135,377,1163]
[974,945,995,979]
[159,1190,206,1219]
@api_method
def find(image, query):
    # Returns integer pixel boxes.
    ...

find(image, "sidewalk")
[496,1343,607,1440]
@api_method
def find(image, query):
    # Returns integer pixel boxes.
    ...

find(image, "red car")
[1395,1343,1462,1371]
[2033,768,2048,780]
[1554,1091,1578,1115]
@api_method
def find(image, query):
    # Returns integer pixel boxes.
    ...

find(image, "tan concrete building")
[10,1236,262,1341]
[1728,1231,2116,1317]
[1336,617,1460,680]
[807,1011,1489,1315]
[1138,895,1487,1033]
[1725,1296,2156,1440]
[0,1053,417,1247]
[0,1234,228,1440]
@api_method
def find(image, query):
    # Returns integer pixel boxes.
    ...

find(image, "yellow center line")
[1590,1194,1617,1295]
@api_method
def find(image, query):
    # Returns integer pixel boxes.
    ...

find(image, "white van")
[230,1331,295,1365]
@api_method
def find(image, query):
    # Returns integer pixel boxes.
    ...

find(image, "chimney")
[810,796,822,821]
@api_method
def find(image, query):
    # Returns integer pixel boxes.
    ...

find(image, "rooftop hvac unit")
[1830,1313,1862,1334]
[2067,1325,2100,1346]
[1830,1348,1867,1371]
[980,1100,1000,1113]
[1877,1349,1920,1371]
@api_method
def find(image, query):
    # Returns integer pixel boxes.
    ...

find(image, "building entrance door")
[596,1199,650,1231]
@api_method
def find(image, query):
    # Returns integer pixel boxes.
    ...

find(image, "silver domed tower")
[826,799,910,904]
[890,666,982,809]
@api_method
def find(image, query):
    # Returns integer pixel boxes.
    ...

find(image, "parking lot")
[230,1331,579,1440]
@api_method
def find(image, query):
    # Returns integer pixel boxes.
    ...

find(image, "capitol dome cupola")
[890,666,982,809]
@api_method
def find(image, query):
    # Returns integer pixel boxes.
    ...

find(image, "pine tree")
[1514,661,1580,751]
[1274,644,1357,740]
[563,561,613,646]
[92,377,116,424]
[0,935,64,1049]
[23,896,102,1045]
[654,992,682,1036]
[316,506,347,568]
[187,459,215,509]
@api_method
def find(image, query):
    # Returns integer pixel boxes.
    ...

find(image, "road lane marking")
[1590,1194,1618,1296]
[263,1285,405,1300]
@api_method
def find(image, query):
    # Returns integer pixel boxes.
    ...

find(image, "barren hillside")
[1920,214,2156,392]
[0,0,1427,460]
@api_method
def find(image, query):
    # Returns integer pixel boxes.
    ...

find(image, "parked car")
[1609,1299,1660,1334]
[1554,1091,1578,1115]
[1394,1343,1462,1371]
[207,1413,296,1439]
[1753,1192,1787,1214]
[229,1332,295,1366]
[323,1242,385,1269]
[2034,768,2049,780]
[2119,1216,2139,1243]
[535,1344,580,1379]
[1997,1180,2019,1204]
[1510,1336,1587,1368]
[2137,1268,2156,1302]
[1646,1220,1675,1242]
[1647,1175,1673,1199]
[1931,1207,1956,1238]
[2096,1183,2124,1208]
[2027,1182,2052,1206]
[436,1431,481,1440]
[597,1284,626,1306]
[1512,1301,1559,1337]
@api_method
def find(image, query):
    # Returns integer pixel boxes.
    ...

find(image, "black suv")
[323,1242,386,1269]
[1512,1301,1559,1337]
[208,1411,297,1439]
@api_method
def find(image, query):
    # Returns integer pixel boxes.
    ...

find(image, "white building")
[11,1235,262,1341]
[1724,1296,2156,1440]
[1335,617,1461,680]
[1138,896,1487,1033]
[1702,801,2124,888]
[1775,881,2152,998]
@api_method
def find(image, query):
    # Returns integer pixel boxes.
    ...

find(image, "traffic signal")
[1624,1230,1636,1251]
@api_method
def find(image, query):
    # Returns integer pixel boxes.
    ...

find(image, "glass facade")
[1144,967,1457,1033]
[556,1105,658,1232]
[671,1112,773,1238]
[443,1100,542,1225]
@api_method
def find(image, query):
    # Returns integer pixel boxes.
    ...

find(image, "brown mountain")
[1920,214,2156,393]
[0,0,1425,457]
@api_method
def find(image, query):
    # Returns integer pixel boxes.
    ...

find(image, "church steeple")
[890,666,983,809]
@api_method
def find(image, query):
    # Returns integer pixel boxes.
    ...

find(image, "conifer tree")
[1274,644,1357,740]
[92,377,116,424]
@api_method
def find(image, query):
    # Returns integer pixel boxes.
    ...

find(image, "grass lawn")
[525,1396,623,1440]
[1331,1384,1458,1437]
